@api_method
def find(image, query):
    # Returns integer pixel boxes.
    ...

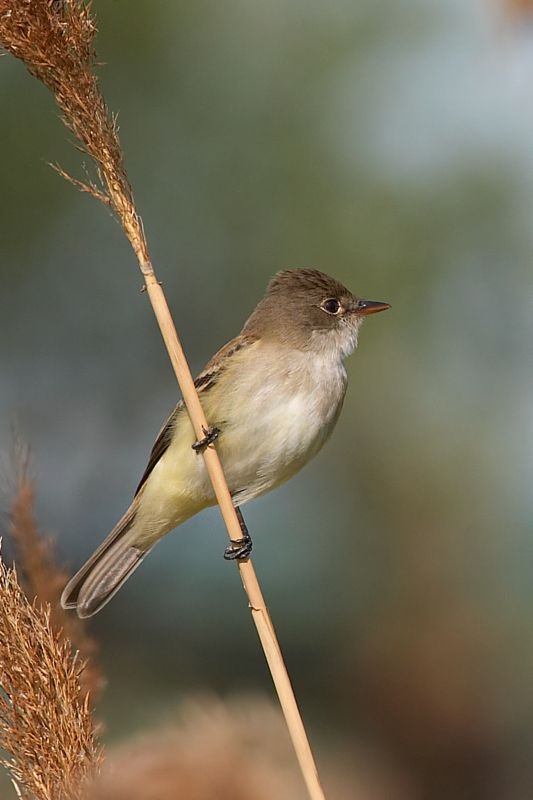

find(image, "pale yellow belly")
[133,347,347,546]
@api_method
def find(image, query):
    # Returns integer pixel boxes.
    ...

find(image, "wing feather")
[134,333,256,495]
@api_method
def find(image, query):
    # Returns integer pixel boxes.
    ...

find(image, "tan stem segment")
[139,265,326,800]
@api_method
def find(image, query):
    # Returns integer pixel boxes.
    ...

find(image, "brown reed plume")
[7,448,104,703]
[90,697,366,800]
[0,3,326,797]
[89,696,306,800]
[0,556,101,800]
[0,0,149,272]
[0,0,131,212]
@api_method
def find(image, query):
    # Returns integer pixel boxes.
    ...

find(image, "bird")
[61,268,389,617]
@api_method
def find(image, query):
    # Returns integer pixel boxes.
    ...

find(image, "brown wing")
[134,405,181,496]
[134,333,256,496]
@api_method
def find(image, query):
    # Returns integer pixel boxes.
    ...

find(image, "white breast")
[213,344,348,505]
[136,340,349,539]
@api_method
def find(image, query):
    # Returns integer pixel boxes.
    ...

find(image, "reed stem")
[139,269,326,800]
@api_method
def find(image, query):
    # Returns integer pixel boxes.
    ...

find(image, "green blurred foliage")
[1,1,533,797]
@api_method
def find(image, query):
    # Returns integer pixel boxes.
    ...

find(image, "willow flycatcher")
[62,268,389,617]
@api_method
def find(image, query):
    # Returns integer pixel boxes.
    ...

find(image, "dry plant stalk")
[0,556,101,800]
[7,452,104,704]
[89,696,306,800]
[0,3,325,798]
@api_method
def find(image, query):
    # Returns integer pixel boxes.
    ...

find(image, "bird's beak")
[356,299,391,316]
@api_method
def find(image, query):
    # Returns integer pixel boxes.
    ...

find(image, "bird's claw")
[224,532,253,561]
[192,426,220,452]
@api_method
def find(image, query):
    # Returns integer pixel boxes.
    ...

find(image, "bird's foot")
[224,532,253,561]
[192,426,220,452]
[224,507,253,561]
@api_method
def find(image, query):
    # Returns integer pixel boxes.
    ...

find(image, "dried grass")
[0,449,103,798]
[0,0,134,219]
[0,557,101,800]
[88,696,306,800]
[7,453,104,703]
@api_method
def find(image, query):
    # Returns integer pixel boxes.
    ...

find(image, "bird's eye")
[321,298,341,315]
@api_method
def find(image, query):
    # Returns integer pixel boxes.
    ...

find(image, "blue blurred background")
[2,0,533,797]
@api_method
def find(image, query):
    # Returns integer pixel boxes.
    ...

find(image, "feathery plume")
[0,556,101,800]
[0,0,145,259]
[7,450,104,703]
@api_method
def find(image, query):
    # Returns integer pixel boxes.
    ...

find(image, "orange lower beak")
[357,299,391,316]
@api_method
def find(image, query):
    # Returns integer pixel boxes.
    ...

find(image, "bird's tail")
[61,502,153,618]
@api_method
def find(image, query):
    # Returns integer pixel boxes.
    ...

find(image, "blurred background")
[1,0,533,797]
